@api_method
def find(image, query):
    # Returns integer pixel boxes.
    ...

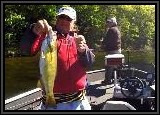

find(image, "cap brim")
[57,13,74,20]
[106,20,111,23]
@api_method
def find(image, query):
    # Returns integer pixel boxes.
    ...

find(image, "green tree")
[4,5,155,56]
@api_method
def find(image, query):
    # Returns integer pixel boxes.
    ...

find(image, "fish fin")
[37,80,42,88]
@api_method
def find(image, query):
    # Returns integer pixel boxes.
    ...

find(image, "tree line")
[4,5,155,56]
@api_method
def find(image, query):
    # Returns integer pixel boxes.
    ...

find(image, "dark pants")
[104,66,114,83]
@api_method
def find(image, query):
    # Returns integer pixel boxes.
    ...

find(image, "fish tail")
[45,95,56,107]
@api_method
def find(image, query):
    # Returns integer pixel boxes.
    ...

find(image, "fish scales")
[38,26,57,107]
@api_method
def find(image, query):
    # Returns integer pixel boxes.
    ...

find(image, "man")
[21,6,93,110]
[101,17,121,85]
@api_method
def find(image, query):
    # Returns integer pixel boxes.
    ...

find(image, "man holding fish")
[22,6,94,110]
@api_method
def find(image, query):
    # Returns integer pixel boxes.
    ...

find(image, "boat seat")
[102,101,136,110]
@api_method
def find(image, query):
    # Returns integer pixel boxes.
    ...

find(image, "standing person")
[101,17,121,85]
[21,6,94,110]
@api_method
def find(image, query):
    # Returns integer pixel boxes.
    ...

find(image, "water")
[5,55,40,99]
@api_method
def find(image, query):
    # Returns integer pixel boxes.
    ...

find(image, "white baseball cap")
[107,17,117,25]
[57,6,76,21]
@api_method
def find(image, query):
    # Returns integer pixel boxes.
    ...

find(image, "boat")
[5,54,155,111]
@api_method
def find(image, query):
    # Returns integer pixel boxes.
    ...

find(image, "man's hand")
[32,20,45,35]
[75,35,87,53]
[77,43,88,53]
[32,19,52,36]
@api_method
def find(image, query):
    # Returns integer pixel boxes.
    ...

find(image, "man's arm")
[20,20,49,56]
[75,35,95,69]
[20,24,38,56]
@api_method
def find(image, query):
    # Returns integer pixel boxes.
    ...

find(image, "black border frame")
[1,0,159,114]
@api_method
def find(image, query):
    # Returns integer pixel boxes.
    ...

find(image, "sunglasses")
[58,15,72,21]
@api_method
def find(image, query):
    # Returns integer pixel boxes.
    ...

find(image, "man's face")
[56,14,74,34]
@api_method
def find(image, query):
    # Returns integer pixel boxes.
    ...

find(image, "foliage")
[4,5,155,56]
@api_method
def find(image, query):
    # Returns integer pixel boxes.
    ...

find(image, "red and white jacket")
[30,30,87,93]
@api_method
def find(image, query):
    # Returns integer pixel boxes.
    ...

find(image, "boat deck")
[86,69,115,109]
